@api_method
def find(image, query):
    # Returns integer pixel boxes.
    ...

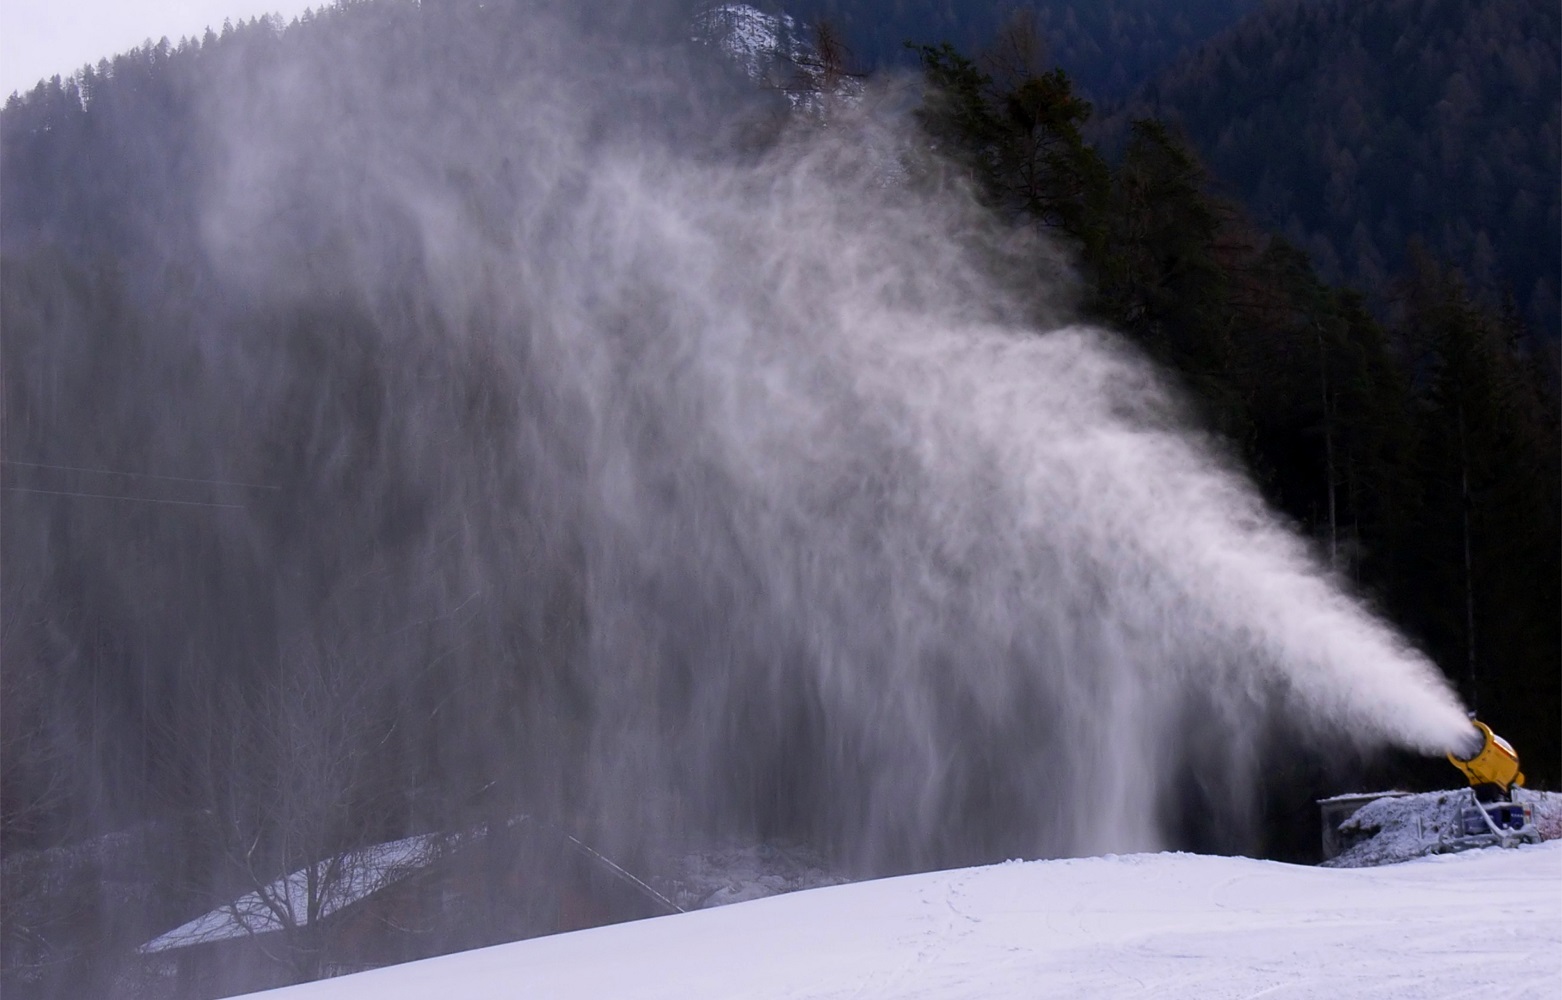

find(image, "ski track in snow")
[247,841,1562,999]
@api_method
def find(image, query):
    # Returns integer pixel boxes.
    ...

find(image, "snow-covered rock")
[694,3,802,83]
[693,3,863,112]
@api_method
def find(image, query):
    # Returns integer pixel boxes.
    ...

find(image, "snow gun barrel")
[1446,719,1525,799]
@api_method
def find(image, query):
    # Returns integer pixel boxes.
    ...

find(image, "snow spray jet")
[165,0,1474,871]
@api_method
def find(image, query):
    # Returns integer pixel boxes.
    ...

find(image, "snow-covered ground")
[652,840,847,909]
[248,840,1561,999]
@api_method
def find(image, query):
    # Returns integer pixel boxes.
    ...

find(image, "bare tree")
[0,580,75,852]
[979,8,1049,92]
[0,579,116,1000]
[180,645,412,986]
[780,17,865,115]
[810,19,851,96]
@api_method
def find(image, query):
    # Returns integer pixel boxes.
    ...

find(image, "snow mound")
[1324,787,1562,868]
[1531,789,1562,839]
[248,842,1562,999]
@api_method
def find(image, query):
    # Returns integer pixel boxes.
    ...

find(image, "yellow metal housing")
[1446,720,1526,793]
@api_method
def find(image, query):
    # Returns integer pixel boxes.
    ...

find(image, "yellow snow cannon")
[1445,720,1538,847]
[1447,719,1525,801]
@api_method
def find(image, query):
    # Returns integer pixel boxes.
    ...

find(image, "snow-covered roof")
[138,833,444,954]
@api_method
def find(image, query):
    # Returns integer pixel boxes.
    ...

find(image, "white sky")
[2,1,319,97]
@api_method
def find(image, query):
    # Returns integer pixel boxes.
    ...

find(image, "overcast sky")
[2,1,317,97]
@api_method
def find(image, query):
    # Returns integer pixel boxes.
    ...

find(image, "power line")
[559,830,685,916]
[2,486,247,510]
[0,460,278,491]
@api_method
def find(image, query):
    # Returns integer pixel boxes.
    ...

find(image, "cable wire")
[2,486,247,510]
[0,460,277,491]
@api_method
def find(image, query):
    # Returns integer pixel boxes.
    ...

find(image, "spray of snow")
[184,1,1472,870]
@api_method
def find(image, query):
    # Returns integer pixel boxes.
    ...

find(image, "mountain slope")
[746,1,1265,101]
[252,843,1562,999]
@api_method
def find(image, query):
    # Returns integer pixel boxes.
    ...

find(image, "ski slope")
[252,841,1562,999]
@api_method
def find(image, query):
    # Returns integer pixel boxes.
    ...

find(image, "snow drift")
[252,841,1562,1000]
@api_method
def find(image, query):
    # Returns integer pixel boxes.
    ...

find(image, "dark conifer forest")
[1108,0,1562,342]
[0,1,1557,997]
[760,0,1267,100]
[911,30,1557,787]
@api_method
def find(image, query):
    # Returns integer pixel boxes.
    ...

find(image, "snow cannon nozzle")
[1446,719,1525,802]
[1450,721,1486,761]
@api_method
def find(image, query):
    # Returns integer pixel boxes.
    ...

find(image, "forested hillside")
[751,0,1264,100]
[1109,0,1561,340]
[912,38,1559,810]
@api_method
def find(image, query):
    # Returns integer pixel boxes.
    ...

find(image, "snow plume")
[84,0,1473,873]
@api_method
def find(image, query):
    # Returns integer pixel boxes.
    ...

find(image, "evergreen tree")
[913,42,1108,251]
[1399,258,1560,783]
